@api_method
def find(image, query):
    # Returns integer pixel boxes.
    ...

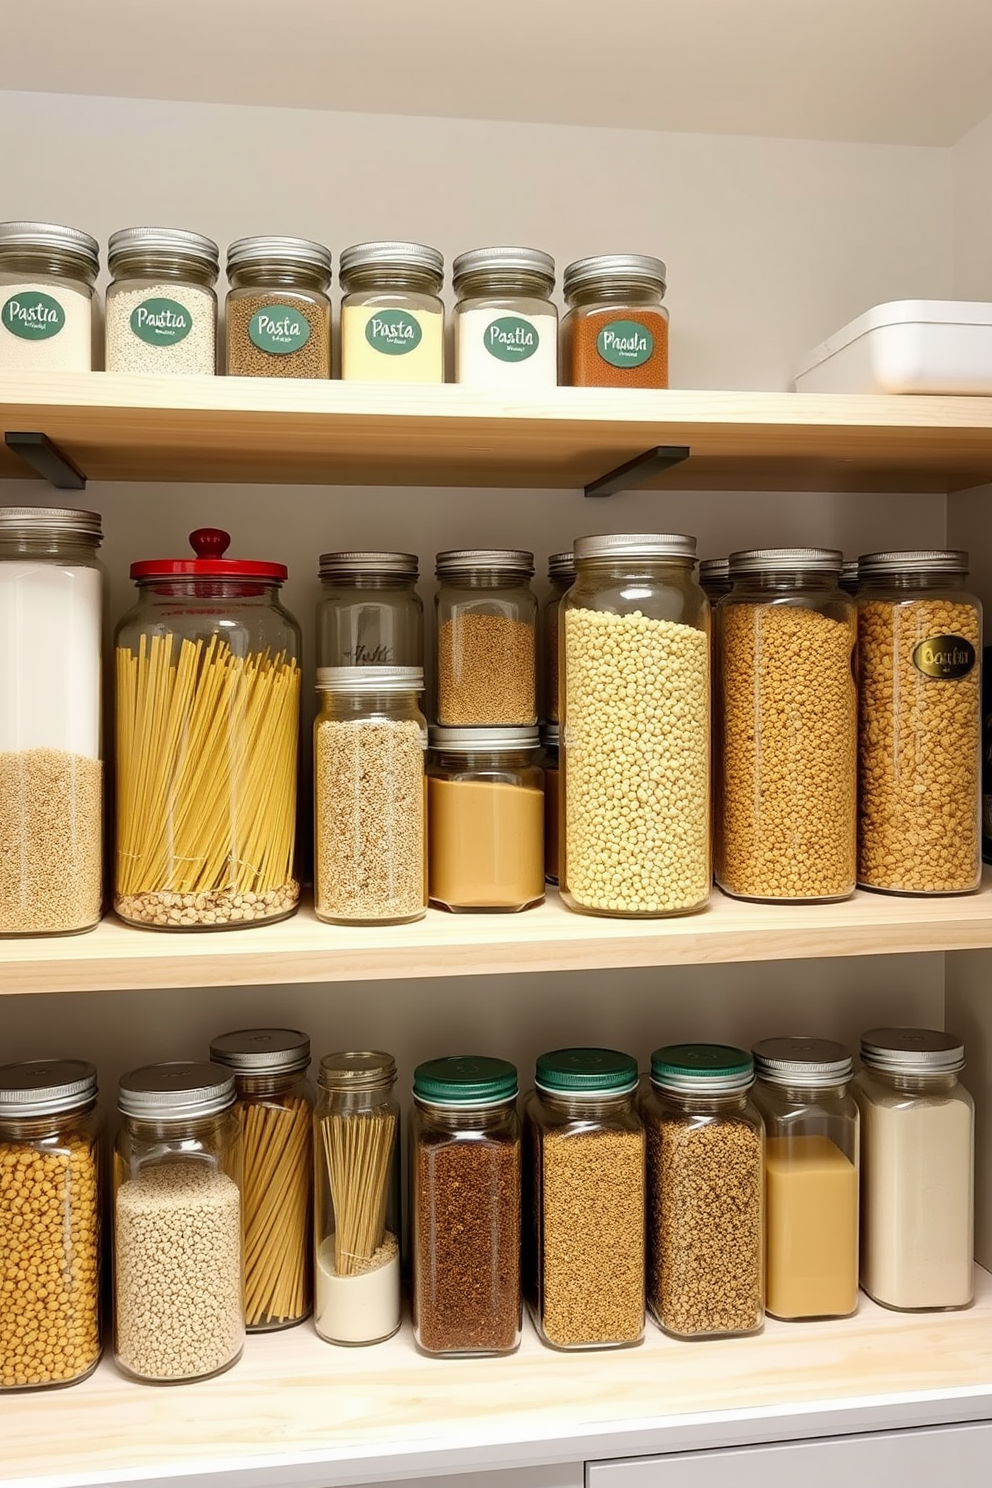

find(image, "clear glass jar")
[698,557,731,602]
[857,551,981,895]
[543,723,561,885]
[317,551,423,668]
[0,221,98,371]
[113,1063,244,1383]
[453,246,558,388]
[526,1049,645,1350]
[716,548,856,903]
[0,1059,102,1390]
[226,236,331,379]
[562,255,668,388]
[105,226,218,374]
[340,242,444,383]
[315,667,427,925]
[854,1028,974,1311]
[114,526,301,930]
[543,550,575,724]
[209,1029,314,1332]
[411,1056,522,1357]
[314,1052,401,1346]
[644,1045,764,1340]
[0,507,104,936]
[435,548,537,725]
[428,726,545,912]
[561,534,710,918]
[751,1038,859,1321]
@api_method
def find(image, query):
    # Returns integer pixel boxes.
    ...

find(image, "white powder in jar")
[0,280,93,370]
[105,281,216,374]
[314,1232,400,1344]
[0,562,102,756]
[455,306,558,388]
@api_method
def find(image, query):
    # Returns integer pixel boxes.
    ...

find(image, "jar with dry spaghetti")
[562,255,669,388]
[226,235,331,379]
[435,548,537,725]
[317,551,423,669]
[543,550,575,724]
[210,1029,314,1332]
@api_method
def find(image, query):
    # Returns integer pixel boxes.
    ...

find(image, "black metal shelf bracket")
[5,432,87,490]
[584,444,690,499]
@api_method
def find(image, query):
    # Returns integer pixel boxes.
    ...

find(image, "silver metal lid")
[729,547,843,575]
[548,551,576,579]
[0,1059,97,1117]
[563,254,666,295]
[430,725,541,751]
[108,226,220,272]
[452,246,555,286]
[118,1062,236,1119]
[227,235,332,276]
[700,557,730,579]
[574,533,696,561]
[318,1050,397,1091]
[209,1029,311,1075]
[0,221,99,272]
[753,1037,853,1087]
[860,1028,965,1075]
[435,548,535,578]
[0,507,102,543]
[839,559,860,592]
[339,240,443,281]
[858,550,969,578]
[319,551,419,579]
[542,723,560,745]
[316,665,424,693]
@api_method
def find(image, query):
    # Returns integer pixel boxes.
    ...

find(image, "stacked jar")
[435,549,538,726]
[0,221,99,372]
[340,242,444,382]
[105,227,219,374]
[317,551,423,669]
[226,236,332,379]
[453,247,558,388]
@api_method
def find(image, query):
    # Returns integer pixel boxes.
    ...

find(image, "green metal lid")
[536,1047,638,1095]
[651,1043,754,1094]
[413,1055,518,1105]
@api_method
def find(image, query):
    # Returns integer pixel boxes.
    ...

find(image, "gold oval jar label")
[912,634,976,679]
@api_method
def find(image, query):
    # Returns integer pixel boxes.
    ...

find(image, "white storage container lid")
[794,299,992,383]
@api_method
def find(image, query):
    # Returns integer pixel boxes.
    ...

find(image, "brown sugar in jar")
[563,255,669,389]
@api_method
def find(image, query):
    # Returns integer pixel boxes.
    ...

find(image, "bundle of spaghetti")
[241,1095,312,1327]
[319,1107,398,1275]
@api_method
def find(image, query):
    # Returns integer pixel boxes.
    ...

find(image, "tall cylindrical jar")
[317,551,423,668]
[857,551,981,895]
[340,242,444,382]
[226,236,332,379]
[105,227,219,374]
[561,533,710,917]
[0,507,104,935]
[0,1060,102,1390]
[543,723,561,885]
[314,1053,401,1347]
[0,222,98,371]
[543,550,575,724]
[453,247,558,388]
[562,255,669,388]
[113,1063,244,1383]
[855,1028,974,1311]
[209,1029,314,1332]
[435,549,538,725]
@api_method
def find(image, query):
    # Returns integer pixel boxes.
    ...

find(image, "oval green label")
[2,290,65,341]
[365,308,422,356]
[484,315,539,363]
[912,634,976,679]
[130,296,193,347]
[249,304,311,355]
[596,318,654,369]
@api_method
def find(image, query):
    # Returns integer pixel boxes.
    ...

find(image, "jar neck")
[567,278,664,308]
[230,262,329,292]
[575,556,694,581]
[864,1067,961,1094]
[457,270,554,300]
[0,1098,97,1139]
[134,577,282,602]
[123,1110,235,1142]
[860,572,966,593]
[343,266,441,295]
[538,1089,636,1118]
[0,247,97,284]
[233,1070,309,1098]
[760,1080,849,1102]
[653,1083,752,1113]
[321,574,416,591]
[438,569,533,588]
[320,690,424,717]
[0,535,101,562]
[433,748,538,769]
[729,570,843,594]
[111,252,217,286]
[319,1080,397,1113]
[415,1097,515,1130]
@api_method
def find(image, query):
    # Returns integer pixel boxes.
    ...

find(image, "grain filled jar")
[105,226,219,374]
[317,551,423,668]
[411,1057,522,1356]
[113,1063,244,1383]
[751,1038,859,1321]
[0,507,104,936]
[543,550,575,724]
[543,724,561,885]
[340,241,444,382]
[857,551,981,895]
[526,1049,645,1351]
[0,1060,102,1390]
[716,548,856,903]
[435,549,538,725]
[453,246,557,388]
[226,236,331,379]
[561,533,710,917]
[114,527,301,929]
[855,1028,974,1312]
[315,667,427,925]
[209,1029,314,1332]
[562,255,668,388]
[0,221,98,371]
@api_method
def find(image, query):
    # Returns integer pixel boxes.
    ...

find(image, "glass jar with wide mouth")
[226,236,331,379]
[314,667,427,925]
[857,551,981,896]
[411,1056,522,1357]
[317,551,423,668]
[751,1038,859,1321]
[113,1063,244,1383]
[106,226,219,375]
[562,255,668,388]
[314,1052,401,1346]
[209,1029,314,1332]
[526,1048,645,1351]
[0,221,98,371]
[0,1059,102,1390]
[453,246,558,388]
[716,548,856,903]
[340,241,444,383]
[435,548,537,725]
[854,1028,974,1311]
[543,550,575,724]
[543,723,561,885]
[561,533,710,918]
[114,526,301,930]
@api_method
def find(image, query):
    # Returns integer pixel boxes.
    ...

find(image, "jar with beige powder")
[339,242,444,383]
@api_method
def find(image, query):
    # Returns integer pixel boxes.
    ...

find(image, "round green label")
[2,290,65,341]
[248,304,311,355]
[484,315,539,363]
[129,297,193,347]
[365,308,422,356]
[596,318,654,369]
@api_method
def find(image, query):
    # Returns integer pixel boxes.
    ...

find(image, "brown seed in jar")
[226,293,330,378]
[437,613,536,725]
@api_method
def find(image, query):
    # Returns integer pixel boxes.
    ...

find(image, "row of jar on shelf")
[0,1024,973,1391]
[0,222,670,387]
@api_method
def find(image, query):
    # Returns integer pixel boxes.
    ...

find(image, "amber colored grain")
[437,612,536,725]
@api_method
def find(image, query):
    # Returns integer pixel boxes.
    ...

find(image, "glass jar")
[698,557,731,602]
[0,507,104,936]
[411,1056,522,1357]
[314,1053,401,1346]
[314,666,427,925]
[317,551,423,668]
[855,1028,974,1311]
[543,723,561,885]
[226,236,331,379]
[0,1059,102,1390]
[857,551,981,895]
[453,246,557,388]
[543,550,575,724]
[526,1049,645,1350]
[839,558,860,596]
[427,726,545,912]
[561,533,710,918]
[114,526,301,930]
[645,1044,764,1339]
[0,221,98,371]
[435,548,538,725]
[716,548,856,903]
[562,255,668,388]
[751,1038,859,1321]
[105,226,219,374]
[209,1029,314,1332]
[113,1062,244,1383]
[340,241,444,383]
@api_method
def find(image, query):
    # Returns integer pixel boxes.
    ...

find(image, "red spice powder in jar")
[562,254,669,389]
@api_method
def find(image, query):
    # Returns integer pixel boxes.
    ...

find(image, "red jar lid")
[130,528,288,582]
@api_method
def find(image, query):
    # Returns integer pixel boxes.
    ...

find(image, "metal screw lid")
[0,1059,97,1118]
[542,723,560,745]
[574,533,697,561]
[839,559,860,593]
[108,226,220,273]
[209,1029,311,1075]
[413,1055,518,1106]
[729,547,843,575]
[435,548,535,578]
[752,1037,853,1087]
[452,246,555,288]
[0,221,99,273]
[651,1043,755,1095]
[858,550,969,578]
[316,665,424,693]
[339,241,444,283]
[563,254,666,295]
[227,235,332,278]
[860,1027,965,1075]
[430,725,540,751]
[0,507,102,543]
[547,551,576,579]
[318,551,419,579]
[318,1051,398,1091]
[118,1062,236,1119]
[536,1047,638,1096]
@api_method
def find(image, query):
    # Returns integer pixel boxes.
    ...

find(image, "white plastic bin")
[794,300,992,395]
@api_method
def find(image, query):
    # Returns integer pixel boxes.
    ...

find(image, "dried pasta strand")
[239,1097,312,1327]
[319,1109,397,1276]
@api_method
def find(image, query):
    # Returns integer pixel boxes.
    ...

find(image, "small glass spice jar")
[543,723,561,885]
[0,1059,102,1391]
[226,236,331,379]
[751,1037,859,1321]
[0,221,98,371]
[105,226,219,374]
[562,255,669,388]
[526,1049,645,1351]
[340,241,444,382]
[113,1063,244,1383]
[435,548,537,725]
[314,1052,401,1347]
[453,246,558,388]
[317,551,423,668]
[644,1044,764,1340]
[315,666,427,925]
[543,550,575,724]
[209,1029,314,1332]
[411,1056,522,1357]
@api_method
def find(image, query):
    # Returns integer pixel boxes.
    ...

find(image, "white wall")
[953,111,992,299]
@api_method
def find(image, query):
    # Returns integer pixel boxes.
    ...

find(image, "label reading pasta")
[485,315,539,362]
[249,305,311,355]
[912,635,976,679]
[596,318,653,368]
[130,297,193,347]
[365,309,422,356]
[2,291,65,340]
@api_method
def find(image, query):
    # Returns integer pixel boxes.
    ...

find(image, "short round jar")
[453,246,557,388]
[0,221,98,372]
[106,227,219,374]
[340,242,444,382]
[562,255,668,388]
[317,551,423,668]
[226,236,331,379]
